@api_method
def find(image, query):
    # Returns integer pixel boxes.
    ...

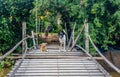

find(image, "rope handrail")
[0,36,32,61]
[88,35,120,74]
[75,45,111,76]
[70,24,85,51]
[8,41,28,77]
[67,22,76,50]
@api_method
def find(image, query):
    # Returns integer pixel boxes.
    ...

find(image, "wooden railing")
[76,45,111,77]
[67,19,120,74]
[88,35,120,74]
[0,36,34,77]
[8,41,28,77]
[0,36,32,61]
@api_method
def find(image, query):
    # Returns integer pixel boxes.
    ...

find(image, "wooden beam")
[4,56,104,60]
[85,19,89,52]
[31,31,36,49]
[22,22,26,53]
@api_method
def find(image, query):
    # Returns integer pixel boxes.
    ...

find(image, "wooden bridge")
[0,35,120,77]
[0,21,120,77]
[7,44,111,77]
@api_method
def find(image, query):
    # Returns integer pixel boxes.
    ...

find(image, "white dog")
[58,30,67,51]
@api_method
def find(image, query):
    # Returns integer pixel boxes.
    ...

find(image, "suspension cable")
[67,22,76,50]
[70,23,85,51]
[0,36,32,61]
[8,41,28,77]
[76,45,111,76]
[88,35,120,74]
[36,0,38,45]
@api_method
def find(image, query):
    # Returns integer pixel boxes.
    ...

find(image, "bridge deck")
[7,45,111,77]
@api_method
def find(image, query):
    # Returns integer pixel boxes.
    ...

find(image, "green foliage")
[30,0,120,51]
[0,0,120,54]
[0,0,34,54]
[89,0,120,50]
[0,59,15,68]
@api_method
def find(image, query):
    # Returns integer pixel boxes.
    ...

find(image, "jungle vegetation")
[0,0,120,55]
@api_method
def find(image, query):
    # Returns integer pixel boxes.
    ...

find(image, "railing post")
[32,31,36,49]
[72,22,76,46]
[36,0,38,46]
[84,19,89,52]
[22,21,26,53]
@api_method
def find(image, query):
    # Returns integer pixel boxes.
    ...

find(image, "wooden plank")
[13,66,97,69]
[26,51,84,56]
[15,63,96,65]
[19,58,91,60]
[15,59,94,62]
[28,51,81,53]
[5,56,103,60]
[15,62,96,65]
[10,69,101,73]
[16,60,94,62]
[12,67,99,70]
[59,72,104,76]
[7,76,105,77]
[7,46,111,77]
[27,50,82,53]
[16,60,94,63]
[26,54,82,56]
[27,51,82,53]
[22,58,89,60]
[20,60,92,62]
[16,59,92,61]
[16,61,94,63]
[14,64,97,67]
[26,54,83,56]
[59,76,105,77]
[9,72,104,76]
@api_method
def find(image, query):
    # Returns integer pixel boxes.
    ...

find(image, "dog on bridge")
[40,43,47,52]
[58,29,67,51]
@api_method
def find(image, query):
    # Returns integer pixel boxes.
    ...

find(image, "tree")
[0,0,34,54]
[85,0,120,50]
[32,0,120,51]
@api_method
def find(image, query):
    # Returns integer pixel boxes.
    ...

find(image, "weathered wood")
[25,50,84,56]
[7,58,109,77]
[59,76,105,77]
[70,23,85,51]
[32,31,36,49]
[7,45,111,77]
[35,0,38,45]
[12,76,106,77]
[67,22,76,50]
[10,69,100,73]
[22,22,26,53]
[11,76,105,77]
[88,35,120,74]
[17,58,92,61]
[0,37,30,61]
[15,63,96,65]
[84,19,89,52]
[8,72,104,76]
[5,56,103,60]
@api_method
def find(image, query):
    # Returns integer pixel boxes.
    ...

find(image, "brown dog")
[40,43,47,52]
